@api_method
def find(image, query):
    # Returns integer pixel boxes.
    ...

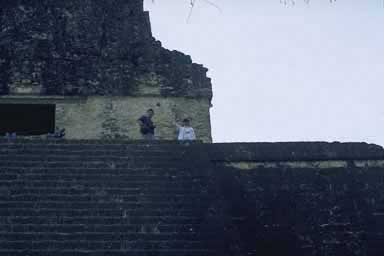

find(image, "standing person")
[138,109,156,140]
[5,132,16,140]
[176,118,196,141]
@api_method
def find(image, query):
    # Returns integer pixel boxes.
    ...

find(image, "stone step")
[0,149,186,157]
[0,206,208,217]
[0,232,201,242]
[0,236,205,245]
[0,155,185,162]
[0,167,194,175]
[0,224,201,233]
[0,174,205,181]
[0,171,205,179]
[0,143,196,152]
[0,149,187,157]
[3,186,205,194]
[0,150,192,158]
[1,187,206,196]
[0,194,207,203]
[0,233,204,240]
[0,161,190,168]
[7,216,204,225]
[0,140,214,255]
[0,139,182,145]
[0,209,205,217]
[0,172,206,181]
[1,180,204,187]
[0,157,188,163]
[0,249,213,256]
[0,241,206,250]
[0,201,206,210]
[0,180,205,189]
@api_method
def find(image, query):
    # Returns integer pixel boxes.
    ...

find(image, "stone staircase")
[0,140,214,256]
[3,140,383,256]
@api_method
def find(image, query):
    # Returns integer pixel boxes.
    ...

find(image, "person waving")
[175,118,196,141]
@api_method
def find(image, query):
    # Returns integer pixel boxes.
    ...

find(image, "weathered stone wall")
[0,0,213,140]
[0,96,212,141]
[0,0,212,98]
[204,142,384,256]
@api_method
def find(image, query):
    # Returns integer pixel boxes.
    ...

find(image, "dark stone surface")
[206,142,384,256]
[0,140,214,255]
[208,142,384,161]
[1,140,384,256]
[0,0,212,98]
[209,164,384,256]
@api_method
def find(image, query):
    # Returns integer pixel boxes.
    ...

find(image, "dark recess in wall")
[0,104,55,135]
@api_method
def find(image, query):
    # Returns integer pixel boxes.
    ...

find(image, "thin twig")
[186,0,222,23]
[186,0,196,23]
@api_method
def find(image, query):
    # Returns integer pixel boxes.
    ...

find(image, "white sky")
[144,0,384,145]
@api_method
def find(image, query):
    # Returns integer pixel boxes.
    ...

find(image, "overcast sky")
[145,0,383,146]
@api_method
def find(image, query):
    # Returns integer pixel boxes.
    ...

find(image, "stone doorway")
[0,104,55,136]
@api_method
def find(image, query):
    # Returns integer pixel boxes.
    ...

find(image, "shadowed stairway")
[0,140,215,256]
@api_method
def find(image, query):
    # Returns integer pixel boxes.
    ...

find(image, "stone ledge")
[208,142,384,161]
[0,139,204,145]
[1,140,383,161]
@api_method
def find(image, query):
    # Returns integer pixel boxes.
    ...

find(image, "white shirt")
[177,126,196,141]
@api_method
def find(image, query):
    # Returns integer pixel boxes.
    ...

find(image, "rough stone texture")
[0,0,212,98]
[206,142,384,256]
[55,96,212,142]
[0,95,212,141]
[209,142,384,161]
[0,140,215,256]
[1,140,384,255]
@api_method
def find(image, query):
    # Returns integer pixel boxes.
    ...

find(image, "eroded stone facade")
[0,0,212,98]
[0,0,213,140]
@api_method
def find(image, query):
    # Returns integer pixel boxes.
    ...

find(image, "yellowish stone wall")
[55,96,212,142]
[224,160,384,170]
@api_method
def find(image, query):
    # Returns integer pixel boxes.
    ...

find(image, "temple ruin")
[0,0,212,141]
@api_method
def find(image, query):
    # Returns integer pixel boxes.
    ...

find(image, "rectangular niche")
[0,104,55,136]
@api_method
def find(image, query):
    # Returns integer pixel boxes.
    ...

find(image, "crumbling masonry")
[0,0,212,141]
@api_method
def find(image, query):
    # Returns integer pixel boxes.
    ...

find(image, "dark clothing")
[138,115,155,135]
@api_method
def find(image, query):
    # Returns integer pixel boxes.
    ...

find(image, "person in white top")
[176,118,196,141]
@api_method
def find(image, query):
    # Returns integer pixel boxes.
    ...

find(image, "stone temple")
[0,0,212,141]
[1,1,384,256]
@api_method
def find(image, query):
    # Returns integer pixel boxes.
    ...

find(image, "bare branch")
[201,0,222,13]
[187,0,196,23]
